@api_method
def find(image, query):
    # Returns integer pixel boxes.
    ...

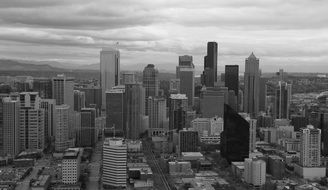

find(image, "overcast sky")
[0,0,327,72]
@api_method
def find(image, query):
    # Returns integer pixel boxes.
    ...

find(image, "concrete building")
[169,79,180,94]
[62,148,82,184]
[143,64,159,115]
[102,138,127,189]
[52,74,74,108]
[100,48,120,110]
[80,108,96,147]
[2,97,20,157]
[55,104,70,152]
[244,158,266,187]
[210,117,224,136]
[179,129,198,153]
[191,118,211,137]
[244,53,260,118]
[200,87,227,118]
[121,71,136,85]
[148,96,167,136]
[33,78,52,99]
[248,119,257,153]
[19,92,45,151]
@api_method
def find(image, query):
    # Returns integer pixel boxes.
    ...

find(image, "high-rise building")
[244,53,260,118]
[200,87,227,118]
[19,92,45,151]
[291,115,308,131]
[177,55,195,107]
[259,77,268,112]
[173,107,186,132]
[300,125,321,167]
[102,138,127,189]
[225,65,239,96]
[169,94,188,133]
[80,108,96,147]
[221,104,250,163]
[40,99,56,146]
[169,79,180,94]
[248,119,257,153]
[148,96,167,135]
[121,71,136,85]
[62,148,82,184]
[201,42,218,87]
[33,78,52,99]
[191,118,211,137]
[106,86,126,136]
[73,90,85,112]
[100,48,120,110]
[78,86,102,114]
[55,104,70,152]
[244,158,266,187]
[178,129,198,153]
[2,97,20,157]
[143,64,159,115]
[52,74,74,108]
[125,83,145,140]
[275,81,292,119]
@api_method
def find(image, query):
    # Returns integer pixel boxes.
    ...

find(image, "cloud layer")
[0,0,328,72]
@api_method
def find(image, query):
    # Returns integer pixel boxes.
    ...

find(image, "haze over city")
[0,0,328,72]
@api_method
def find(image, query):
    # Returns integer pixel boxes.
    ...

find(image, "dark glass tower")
[201,42,218,87]
[221,104,250,163]
[225,65,239,96]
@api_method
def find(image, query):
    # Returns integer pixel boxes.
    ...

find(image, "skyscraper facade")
[275,81,292,119]
[225,65,239,96]
[202,42,218,87]
[244,53,260,118]
[300,125,321,167]
[179,130,198,153]
[177,55,195,107]
[80,108,96,147]
[73,90,85,112]
[52,74,74,108]
[143,64,159,115]
[148,96,167,135]
[221,104,250,163]
[100,48,120,110]
[33,78,52,99]
[55,104,70,152]
[40,99,56,146]
[169,94,188,133]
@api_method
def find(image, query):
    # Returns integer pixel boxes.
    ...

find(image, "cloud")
[0,0,328,72]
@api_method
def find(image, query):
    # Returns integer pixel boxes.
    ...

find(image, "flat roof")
[181,152,204,157]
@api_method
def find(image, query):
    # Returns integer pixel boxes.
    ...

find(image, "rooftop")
[170,93,188,100]
[181,152,204,157]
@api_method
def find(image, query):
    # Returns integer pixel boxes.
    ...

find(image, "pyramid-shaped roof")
[248,52,257,59]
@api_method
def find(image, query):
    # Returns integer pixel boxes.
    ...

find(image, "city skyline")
[0,0,328,72]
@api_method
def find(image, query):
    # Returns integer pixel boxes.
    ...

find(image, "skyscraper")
[100,48,120,110]
[244,158,266,187]
[169,94,188,133]
[40,99,56,146]
[121,71,136,85]
[200,87,227,118]
[221,104,250,163]
[78,86,102,114]
[102,138,127,189]
[125,83,145,140]
[106,86,126,136]
[143,64,159,115]
[33,78,52,99]
[19,92,45,151]
[201,42,218,87]
[55,104,70,152]
[177,55,195,107]
[275,81,292,119]
[2,97,20,157]
[244,52,260,118]
[73,90,85,112]
[148,96,167,136]
[225,65,239,96]
[80,108,96,147]
[52,74,74,108]
[300,125,321,167]
[178,129,198,153]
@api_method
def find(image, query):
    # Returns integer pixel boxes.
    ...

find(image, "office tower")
[210,117,224,136]
[259,77,268,112]
[319,112,328,156]
[62,148,82,184]
[257,115,273,128]
[55,104,70,152]
[80,108,96,147]
[102,138,127,189]
[244,158,266,187]
[169,79,180,94]
[40,99,56,146]
[143,64,159,115]
[169,94,188,133]
[248,119,257,153]
[225,65,239,96]
[121,71,136,85]
[77,86,102,114]
[0,98,3,156]
[125,83,145,140]
[72,112,81,146]
[238,90,244,112]
[148,96,167,135]
[173,107,186,132]
[100,48,120,110]
[33,78,52,99]
[221,104,250,163]
[2,97,20,157]
[185,110,196,129]
[52,74,74,108]
[228,90,238,111]
[200,87,227,118]
[178,129,198,153]
[177,55,195,107]
[191,118,211,137]
[106,86,126,136]
[275,81,292,119]
[244,52,260,118]
[291,115,308,131]
[300,125,321,167]
[73,90,85,112]
[201,42,218,87]
[19,92,45,151]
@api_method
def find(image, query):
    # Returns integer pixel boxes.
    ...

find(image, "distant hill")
[0,59,65,71]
